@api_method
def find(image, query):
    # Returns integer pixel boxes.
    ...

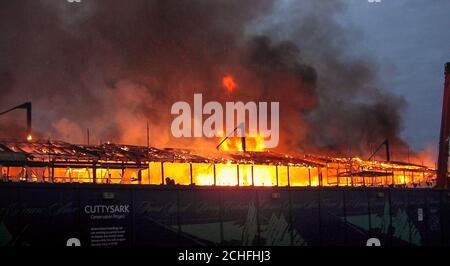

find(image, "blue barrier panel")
[389,190,410,246]
[367,190,390,246]
[442,191,450,246]
[344,190,370,246]
[19,186,79,246]
[424,190,443,246]
[319,190,345,245]
[407,190,426,246]
[0,183,448,246]
[133,188,180,246]
[256,189,291,246]
[0,185,20,246]
[220,188,257,246]
[178,189,221,245]
[289,189,320,246]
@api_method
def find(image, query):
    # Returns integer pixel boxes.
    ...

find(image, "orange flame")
[220,135,265,152]
[222,74,237,92]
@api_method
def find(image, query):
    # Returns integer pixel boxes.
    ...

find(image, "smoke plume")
[0,0,411,160]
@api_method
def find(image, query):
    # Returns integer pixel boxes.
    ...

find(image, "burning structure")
[0,139,436,188]
[0,2,447,189]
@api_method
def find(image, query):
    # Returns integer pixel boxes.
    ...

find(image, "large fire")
[0,138,437,188]
[0,73,439,188]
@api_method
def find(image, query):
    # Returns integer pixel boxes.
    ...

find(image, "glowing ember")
[222,74,237,92]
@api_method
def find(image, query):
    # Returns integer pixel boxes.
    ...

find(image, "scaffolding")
[0,139,437,188]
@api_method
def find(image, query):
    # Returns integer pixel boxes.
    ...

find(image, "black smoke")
[0,0,408,159]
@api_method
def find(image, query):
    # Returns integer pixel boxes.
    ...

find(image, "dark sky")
[342,0,450,150]
[251,0,450,152]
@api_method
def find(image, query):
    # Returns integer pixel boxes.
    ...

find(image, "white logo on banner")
[366,238,381,246]
[66,238,81,246]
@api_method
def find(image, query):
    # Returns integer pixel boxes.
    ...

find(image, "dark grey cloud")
[342,0,450,155]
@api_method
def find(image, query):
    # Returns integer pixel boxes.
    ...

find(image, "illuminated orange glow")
[1,141,437,188]
[26,134,33,141]
[222,74,237,92]
[220,135,266,152]
[5,158,435,187]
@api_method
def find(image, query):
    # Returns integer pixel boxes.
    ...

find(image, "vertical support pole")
[47,140,51,183]
[51,161,54,183]
[26,102,31,140]
[213,164,217,186]
[251,164,254,186]
[147,162,151,185]
[146,121,150,184]
[403,170,407,186]
[363,173,366,187]
[422,171,426,186]
[68,165,73,183]
[146,121,150,149]
[147,162,152,185]
[275,165,279,187]
[318,167,323,187]
[350,166,354,187]
[385,139,391,162]
[136,161,141,184]
[236,164,240,186]
[437,63,450,188]
[189,163,193,185]
[241,136,246,152]
[337,163,340,186]
[383,170,387,187]
[372,172,375,187]
[308,167,312,187]
[92,162,96,184]
[391,171,395,187]
[287,165,291,187]
[106,167,111,184]
[161,162,164,185]
[326,164,332,186]
[121,161,125,184]
[347,166,351,186]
